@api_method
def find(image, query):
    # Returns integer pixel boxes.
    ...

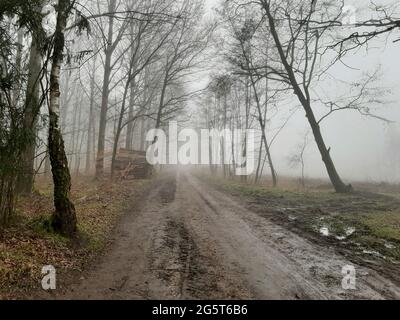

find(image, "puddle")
[363,249,386,259]
[319,227,329,237]
[318,224,355,240]
[384,242,396,249]
[345,227,355,236]
[335,227,356,241]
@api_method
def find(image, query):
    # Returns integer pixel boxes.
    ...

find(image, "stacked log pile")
[114,149,152,180]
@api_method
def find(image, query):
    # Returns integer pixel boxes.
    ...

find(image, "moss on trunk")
[49,111,77,237]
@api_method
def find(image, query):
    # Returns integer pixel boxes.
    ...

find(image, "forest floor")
[32,169,400,300]
[0,176,151,299]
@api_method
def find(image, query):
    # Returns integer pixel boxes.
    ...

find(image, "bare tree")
[256,0,354,192]
[110,1,183,176]
[95,0,128,177]
[153,0,213,133]
[288,131,310,188]
[221,8,279,186]
[333,1,400,53]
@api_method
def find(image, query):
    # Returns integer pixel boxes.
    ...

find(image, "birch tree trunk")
[48,0,77,237]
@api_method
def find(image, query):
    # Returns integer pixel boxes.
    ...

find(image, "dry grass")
[0,176,151,299]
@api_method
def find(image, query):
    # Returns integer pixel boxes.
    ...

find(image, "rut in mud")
[54,170,400,300]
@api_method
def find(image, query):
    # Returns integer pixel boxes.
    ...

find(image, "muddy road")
[58,170,400,300]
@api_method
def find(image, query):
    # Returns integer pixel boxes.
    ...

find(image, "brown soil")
[39,170,400,300]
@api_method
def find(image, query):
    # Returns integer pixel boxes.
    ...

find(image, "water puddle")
[335,227,356,240]
[384,242,396,249]
[319,227,329,237]
[363,249,386,259]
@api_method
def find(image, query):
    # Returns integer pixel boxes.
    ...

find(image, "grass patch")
[202,174,400,263]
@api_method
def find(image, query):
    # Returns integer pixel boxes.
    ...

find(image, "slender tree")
[48,0,77,237]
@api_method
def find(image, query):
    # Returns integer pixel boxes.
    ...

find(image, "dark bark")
[254,138,264,184]
[49,117,77,237]
[48,0,77,237]
[111,81,130,177]
[17,25,42,194]
[155,73,169,131]
[0,176,17,228]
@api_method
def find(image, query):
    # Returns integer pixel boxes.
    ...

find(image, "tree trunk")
[139,119,146,151]
[17,18,43,194]
[155,72,169,132]
[126,23,138,150]
[60,70,72,132]
[85,56,97,174]
[12,29,24,106]
[241,78,250,183]
[111,83,130,177]
[248,73,277,187]
[48,0,77,237]
[74,98,83,176]
[222,94,228,179]
[0,174,17,228]
[44,148,51,176]
[96,0,116,177]
[307,114,351,192]
[139,67,150,151]
[69,93,79,166]
[125,76,136,150]
[261,128,277,187]
[254,137,264,184]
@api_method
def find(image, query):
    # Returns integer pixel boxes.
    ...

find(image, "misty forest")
[1,0,400,300]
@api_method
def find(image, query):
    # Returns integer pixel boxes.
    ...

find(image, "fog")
[195,0,400,183]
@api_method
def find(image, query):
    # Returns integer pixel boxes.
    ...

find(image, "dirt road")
[59,170,400,300]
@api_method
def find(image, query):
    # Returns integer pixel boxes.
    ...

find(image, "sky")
[279,0,400,183]
[192,0,400,183]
